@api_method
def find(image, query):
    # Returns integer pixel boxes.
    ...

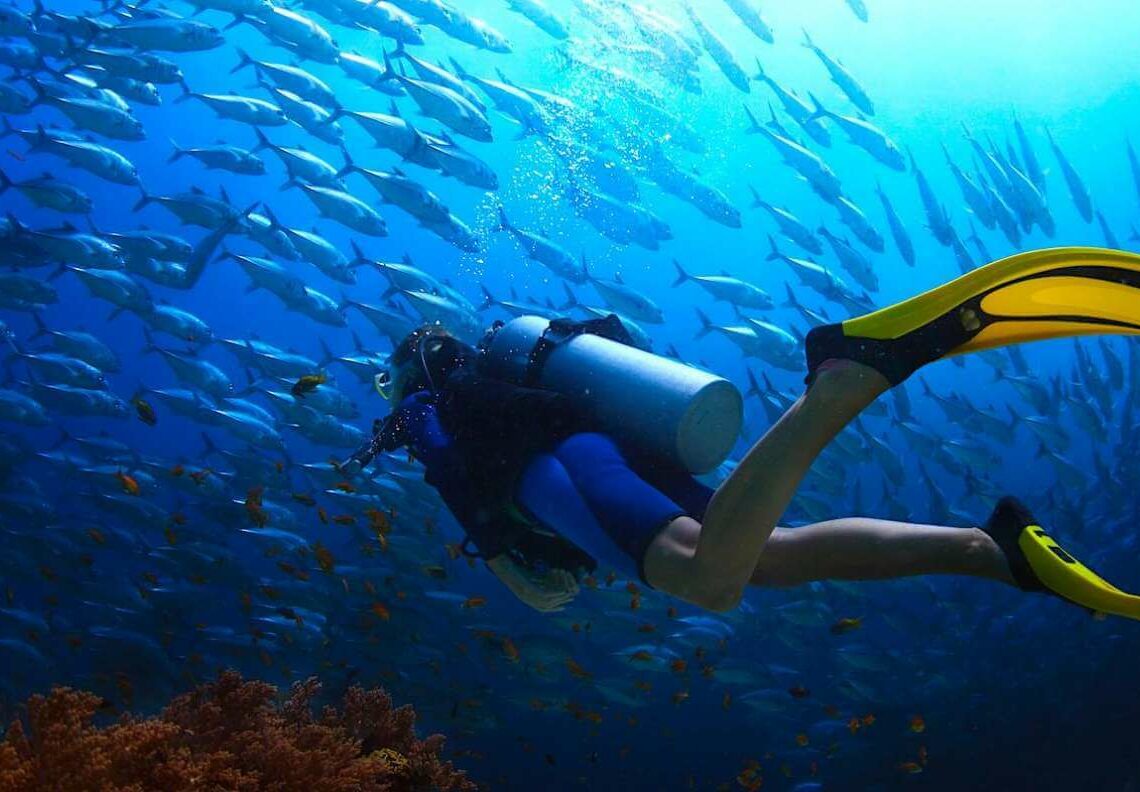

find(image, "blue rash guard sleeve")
[394,393,512,560]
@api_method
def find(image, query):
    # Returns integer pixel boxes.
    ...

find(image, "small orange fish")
[370,601,391,621]
[131,395,157,426]
[170,464,184,477]
[629,650,654,663]
[292,492,316,506]
[604,571,616,586]
[333,480,356,493]
[115,470,140,496]
[667,606,678,618]
[501,638,519,662]
[277,561,310,581]
[86,528,106,545]
[918,745,928,765]
[332,514,356,526]
[636,622,656,634]
[829,617,863,635]
[669,659,688,674]
[898,762,923,775]
[629,595,641,611]
[163,525,178,545]
[634,680,652,693]
[566,658,591,679]
[313,542,335,574]
[788,686,810,699]
[862,713,875,727]
[794,733,809,747]
[291,371,327,398]
[317,507,329,525]
[909,715,925,733]
[581,575,597,589]
[462,596,487,609]
[847,717,861,735]
[671,690,689,705]
[188,468,211,486]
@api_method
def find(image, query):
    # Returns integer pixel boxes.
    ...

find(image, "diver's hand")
[487,555,580,613]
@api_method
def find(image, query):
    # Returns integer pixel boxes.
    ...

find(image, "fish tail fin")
[316,338,336,369]
[479,284,496,309]
[753,57,766,81]
[449,57,468,81]
[230,47,253,75]
[252,127,272,152]
[381,50,396,81]
[748,184,764,209]
[166,138,184,163]
[693,308,715,339]
[29,312,49,340]
[745,368,763,399]
[782,282,800,308]
[671,259,689,287]
[0,167,10,193]
[765,234,782,261]
[0,116,14,139]
[334,148,355,181]
[560,282,578,311]
[132,187,151,212]
[805,92,828,122]
[801,28,814,49]
[174,79,193,103]
[140,326,158,355]
[348,239,369,267]
[200,431,219,460]
[742,104,762,134]
[51,426,72,450]
[25,76,46,108]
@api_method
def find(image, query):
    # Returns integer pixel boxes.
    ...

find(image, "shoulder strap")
[524,314,633,387]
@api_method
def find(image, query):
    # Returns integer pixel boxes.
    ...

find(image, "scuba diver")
[345,247,1140,619]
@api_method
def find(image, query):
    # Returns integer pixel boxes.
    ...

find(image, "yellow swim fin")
[984,497,1140,621]
[806,246,1140,384]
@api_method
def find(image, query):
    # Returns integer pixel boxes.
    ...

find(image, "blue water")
[2,0,1140,789]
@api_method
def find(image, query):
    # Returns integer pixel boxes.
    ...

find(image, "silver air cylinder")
[483,315,742,474]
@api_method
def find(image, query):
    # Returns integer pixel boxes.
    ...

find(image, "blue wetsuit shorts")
[514,432,716,584]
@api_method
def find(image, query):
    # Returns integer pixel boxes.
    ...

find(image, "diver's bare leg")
[749,520,1015,587]
[644,360,889,610]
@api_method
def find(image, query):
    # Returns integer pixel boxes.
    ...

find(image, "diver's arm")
[486,554,580,613]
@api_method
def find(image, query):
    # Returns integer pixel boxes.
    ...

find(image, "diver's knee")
[645,536,743,613]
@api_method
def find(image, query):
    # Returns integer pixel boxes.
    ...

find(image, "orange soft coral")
[0,671,475,792]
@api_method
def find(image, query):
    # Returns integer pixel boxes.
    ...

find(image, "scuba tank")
[480,315,742,474]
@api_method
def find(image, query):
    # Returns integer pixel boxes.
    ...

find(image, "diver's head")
[375,324,472,402]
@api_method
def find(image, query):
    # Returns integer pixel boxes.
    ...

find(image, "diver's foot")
[804,357,891,407]
[804,322,938,387]
[981,496,1047,593]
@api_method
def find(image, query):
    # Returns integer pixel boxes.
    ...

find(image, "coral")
[0,670,475,792]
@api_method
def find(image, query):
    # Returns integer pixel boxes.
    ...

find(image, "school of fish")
[2,0,1140,789]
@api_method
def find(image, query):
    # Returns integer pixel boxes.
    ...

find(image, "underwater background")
[2,0,1140,788]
